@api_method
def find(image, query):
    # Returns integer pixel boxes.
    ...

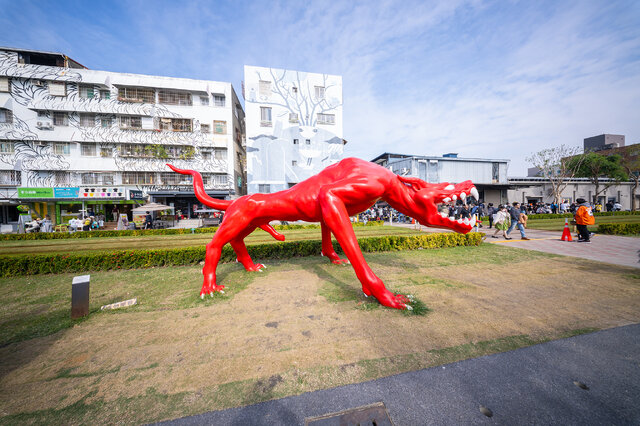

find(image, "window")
[213,94,225,107]
[292,86,298,93]
[121,172,156,185]
[100,147,111,157]
[0,141,14,153]
[260,107,272,126]
[158,89,192,106]
[289,113,298,123]
[201,124,210,133]
[79,114,95,127]
[317,113,335,125]
[314,86,325,99]
[157,118,193,132]
[52,171,71,186]
[305,139,311,145]
[81,173,100,184]
[203,174,227,186]
[48,81,67,96]
[101,117,113,128]
[119,116,142,129]
[259,80,271,97]
[214,148,226,160]
[200,96,210,106]
[160,172,192,185]
[79,85,95,99]
[0,170,21,185]
[53,112,68,126]
[0,77,10,92]
[214,120,227,134]
[100,90,111,100]
[81,143,96,156]
[102,173,114,185]
[118,86,155,103]
[54,142,70,155]
[201,150,212,160]
[293,139,299,145]
[0,109,12,124]
[492,162,499,182]
[292,160,297,166]
[258,184,271,193]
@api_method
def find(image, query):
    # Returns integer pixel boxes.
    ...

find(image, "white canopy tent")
[131,202,175,213]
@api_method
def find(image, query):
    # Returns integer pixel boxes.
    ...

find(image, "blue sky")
[1,0,639,175]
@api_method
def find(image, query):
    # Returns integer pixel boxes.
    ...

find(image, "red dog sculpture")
[167,157,478,310]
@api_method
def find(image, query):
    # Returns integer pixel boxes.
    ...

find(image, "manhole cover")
[305,402,393,426]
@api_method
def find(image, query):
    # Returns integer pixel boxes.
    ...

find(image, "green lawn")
[526,214,640,231]
[0,226,422,256]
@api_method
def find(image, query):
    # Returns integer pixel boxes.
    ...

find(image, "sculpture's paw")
[200,284,225,299]
[246,263,266,272]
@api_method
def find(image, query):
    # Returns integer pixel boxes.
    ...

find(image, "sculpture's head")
[398,176,479,234]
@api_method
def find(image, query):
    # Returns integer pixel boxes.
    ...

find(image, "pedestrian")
[574,198,595,243]
[506,202,530,240]
[486,203,495,228]
[144,211,153,229]
[491,205,511,239]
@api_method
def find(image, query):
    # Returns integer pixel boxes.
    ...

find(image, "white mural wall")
[244,65,344,193]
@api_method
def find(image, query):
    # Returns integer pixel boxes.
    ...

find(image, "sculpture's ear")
[397,175,427,191]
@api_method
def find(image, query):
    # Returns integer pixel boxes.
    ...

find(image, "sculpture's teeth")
[445,184,454,190]
[457,218,463,224]
[443,197,451,203]
[470,215,477,227]
[440,212,448,218]
[452,195,457,201]
[463,218,470,225]
[471,187,479,200]
[460,192,466,201]
[448,216,455,221]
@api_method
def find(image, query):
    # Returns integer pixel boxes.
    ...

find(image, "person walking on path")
[574,198,595,243]
[487,203,496,228]
[491,205,511,239]
[507,202,530,240]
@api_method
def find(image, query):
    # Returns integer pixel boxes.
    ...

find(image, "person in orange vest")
[574,198,595,243]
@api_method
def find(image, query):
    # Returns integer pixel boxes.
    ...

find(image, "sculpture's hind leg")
[200,217,249,298]
[321,221,349,264]
[230,227,267,272]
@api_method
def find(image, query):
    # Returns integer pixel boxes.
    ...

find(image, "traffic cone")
[561,218,572,241]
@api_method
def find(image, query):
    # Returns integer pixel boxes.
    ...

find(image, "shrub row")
[0,220,386,241]
[0,232,482,277]
[597,223,640,235]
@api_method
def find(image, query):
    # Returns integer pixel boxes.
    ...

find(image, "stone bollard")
[71,275,90,319]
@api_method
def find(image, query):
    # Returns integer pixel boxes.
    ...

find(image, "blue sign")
[54,187,80,198]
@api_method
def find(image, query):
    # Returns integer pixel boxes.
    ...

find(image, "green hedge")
[480,210,639,222]
[0,232,482,277]
[597,223,640,235]
[0,221,386,241]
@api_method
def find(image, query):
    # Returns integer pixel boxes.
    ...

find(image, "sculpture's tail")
[166,164,232,211]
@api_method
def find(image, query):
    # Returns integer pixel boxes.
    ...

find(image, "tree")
[566,152,628,204]
[526,145,585,206]
[619,149,640,211]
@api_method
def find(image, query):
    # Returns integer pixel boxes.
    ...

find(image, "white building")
[243,65,344,194]
[0,47,245,225]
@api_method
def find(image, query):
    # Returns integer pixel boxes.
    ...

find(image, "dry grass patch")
[1,245,639,424]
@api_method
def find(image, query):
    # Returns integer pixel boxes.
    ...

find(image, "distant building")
[0,47,245,225]
[243,65,344,194]
[370,152,510,205]
[584,134,625,152]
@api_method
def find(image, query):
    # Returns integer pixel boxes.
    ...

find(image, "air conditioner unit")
[36,121,53,130]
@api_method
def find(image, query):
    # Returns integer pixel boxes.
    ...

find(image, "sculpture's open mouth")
[422,181,480,233]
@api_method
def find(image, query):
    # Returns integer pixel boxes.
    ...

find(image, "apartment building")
[243,65,344,194]
[0,47,245,224]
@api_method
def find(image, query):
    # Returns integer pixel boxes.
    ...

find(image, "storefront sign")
[54,187,80,198]
[79,187,124,198]
[129,189,145,200]
[18,188,54,198]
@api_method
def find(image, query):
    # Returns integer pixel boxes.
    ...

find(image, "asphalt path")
[159,323,640,425]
